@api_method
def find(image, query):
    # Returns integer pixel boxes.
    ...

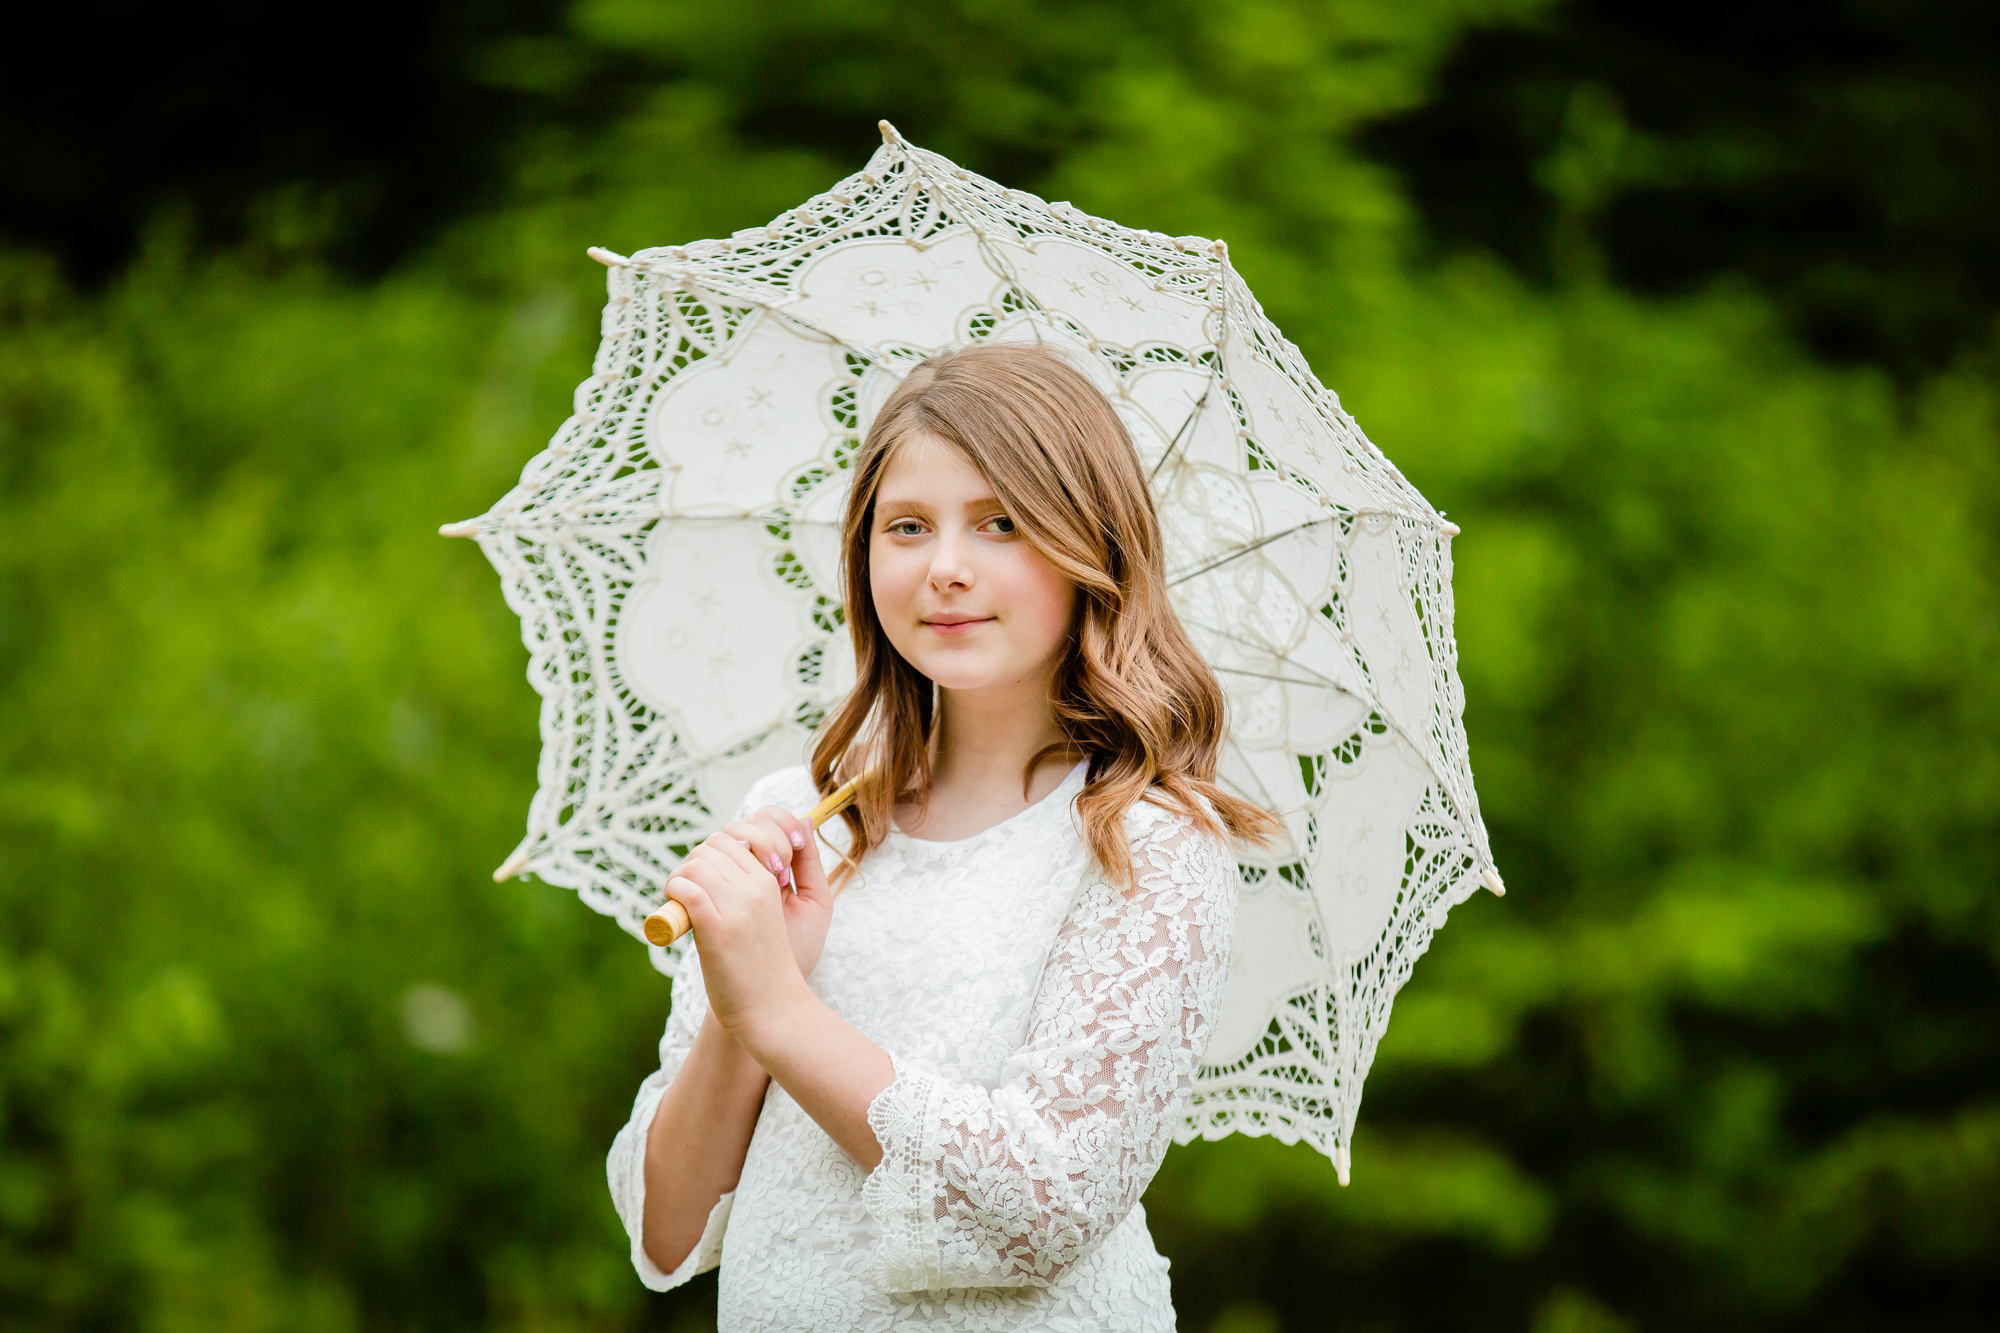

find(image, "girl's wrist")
[694,1007,767,1077]
[726,974,821,1065]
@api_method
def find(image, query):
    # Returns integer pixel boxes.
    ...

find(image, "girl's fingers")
[722,819,790,886]
[704,828,773,881]
[743,811,798,858]
[673,853,729,895]
[663,873,714,926]
[677,853,779,927]
[677,848,751,905]
[681,841,741,879]
[754,805,811,853]
[745,812,812,888]
[790,828,830,899]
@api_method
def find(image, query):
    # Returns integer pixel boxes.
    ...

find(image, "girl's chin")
[915,661,1015,693]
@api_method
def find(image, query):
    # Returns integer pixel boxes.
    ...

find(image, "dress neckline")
[887,759,1089,850]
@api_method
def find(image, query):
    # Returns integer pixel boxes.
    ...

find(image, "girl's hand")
[664,817,827,1033]
[723,806,835,978]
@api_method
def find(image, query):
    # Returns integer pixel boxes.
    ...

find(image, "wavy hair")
[810,342,1277,887]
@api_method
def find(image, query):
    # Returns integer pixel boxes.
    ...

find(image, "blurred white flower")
[401,984,474,1054]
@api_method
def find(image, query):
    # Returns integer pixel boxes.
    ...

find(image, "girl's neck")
[896,671,1074,842]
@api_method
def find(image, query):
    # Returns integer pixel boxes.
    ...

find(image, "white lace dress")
[607,761,1238,1331]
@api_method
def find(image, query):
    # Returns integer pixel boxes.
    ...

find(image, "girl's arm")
[609,799,833,1289]
[669,801,1237,1293]
[731,979,895,1169]
[638,1008,770,1274]
[607,943,769,1289]
[853,805,1237,1291]
[663,828,896,1170]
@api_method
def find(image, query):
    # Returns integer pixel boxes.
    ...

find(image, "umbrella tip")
[1482,865,1506,897]
[493,849,531,883]
[587,246,630,267]
[1335,1143,1351,1186]
[878,120,902,145]
[438,520,479,539]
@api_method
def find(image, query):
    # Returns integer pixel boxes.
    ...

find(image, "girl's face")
[869,435,1076,697]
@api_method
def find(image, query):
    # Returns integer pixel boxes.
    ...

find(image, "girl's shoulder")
[1119,786,1234,872]
[1122,784,1224,839]
[1101,789,1238,913]
[736,764,823,820]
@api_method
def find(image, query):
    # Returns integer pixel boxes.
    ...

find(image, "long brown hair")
[810,342,1277,886]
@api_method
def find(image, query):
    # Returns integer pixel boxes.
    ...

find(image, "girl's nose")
[927,531,975,590]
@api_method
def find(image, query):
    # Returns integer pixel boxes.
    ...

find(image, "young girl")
[608,343,1274,1330]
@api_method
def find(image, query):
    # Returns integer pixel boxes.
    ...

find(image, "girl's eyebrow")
[874,493,1005,515]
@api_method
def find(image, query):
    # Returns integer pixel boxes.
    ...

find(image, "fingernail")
[779,867,792,887]
[790,830,805,848]
[768,854,784,874]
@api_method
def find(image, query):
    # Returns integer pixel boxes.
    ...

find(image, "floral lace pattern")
[609,764,1235,1330]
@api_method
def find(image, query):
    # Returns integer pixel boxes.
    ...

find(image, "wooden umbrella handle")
[642,773,866,947]
[642,899,694,947]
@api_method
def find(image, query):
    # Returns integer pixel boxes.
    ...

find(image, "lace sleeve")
[860,805,1238,1292]
[606,947,734,1290]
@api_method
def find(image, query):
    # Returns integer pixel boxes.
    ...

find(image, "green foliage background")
[2,2,1995,1330]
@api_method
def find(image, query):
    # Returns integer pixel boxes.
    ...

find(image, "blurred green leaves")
[2,1,1996,1330]
[1158,1130,1555,1251]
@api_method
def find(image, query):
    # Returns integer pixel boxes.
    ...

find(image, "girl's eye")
[887,519,926,537]
[986,515,1017,535]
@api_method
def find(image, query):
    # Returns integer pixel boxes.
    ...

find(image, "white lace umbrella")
[443,124,1501,1182]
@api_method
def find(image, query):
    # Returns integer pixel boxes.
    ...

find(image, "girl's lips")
[922,616,993,637]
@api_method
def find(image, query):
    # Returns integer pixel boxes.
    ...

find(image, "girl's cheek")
[869,544,913,610]
[1000,553,1074,655]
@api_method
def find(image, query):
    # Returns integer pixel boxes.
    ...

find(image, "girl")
[608,343,1275,1330]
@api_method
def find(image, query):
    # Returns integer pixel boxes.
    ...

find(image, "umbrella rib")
[765,307,915,382]
[1149,374,1218,482]
[1168,515,1336,586]
[1212,665,1354,690]
[1176,619,1351,690]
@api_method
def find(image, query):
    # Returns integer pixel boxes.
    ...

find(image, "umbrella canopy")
[444,123,1501,1181]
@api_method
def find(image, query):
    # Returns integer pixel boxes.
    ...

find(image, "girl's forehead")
[877,433,993,500]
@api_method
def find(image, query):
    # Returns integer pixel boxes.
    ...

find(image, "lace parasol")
[442,123,1502,1182]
